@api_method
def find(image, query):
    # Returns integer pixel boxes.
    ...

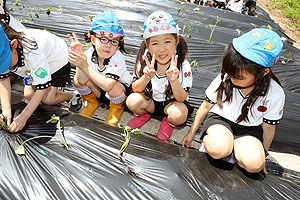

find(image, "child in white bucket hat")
[126,11,193,140]
[183,28,285,173]
[68,11,132,125]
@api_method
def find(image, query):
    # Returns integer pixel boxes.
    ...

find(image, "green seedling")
[118,125,141,157]
[15,115,69,158]
[190,59,198,68]
[206,16,220,44]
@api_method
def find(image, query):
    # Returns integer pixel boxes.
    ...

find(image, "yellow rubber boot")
[105,101,124,126]
[80,93,99,117]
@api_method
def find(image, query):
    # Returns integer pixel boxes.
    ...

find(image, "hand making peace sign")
[68,33,88,70]
[166,55,179,82]
[142,50,156,80]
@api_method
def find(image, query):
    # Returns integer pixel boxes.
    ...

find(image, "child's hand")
[9,114,27,133]
[68,33,84,54]
[143,53,156,80]
[68,51,88,70]
[182,131,194,148]
[166,55,179,82]
[0,111,12,129]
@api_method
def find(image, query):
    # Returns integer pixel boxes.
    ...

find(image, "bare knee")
[238,156,264,173]
[126,93,144,112]
[167,103,188,125]
[42,98,57,105]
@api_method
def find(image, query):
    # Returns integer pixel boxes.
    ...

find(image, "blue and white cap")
[143,11,178,40]
[233,28,283,68]
[91,11,124,38]
[0,24,12,74]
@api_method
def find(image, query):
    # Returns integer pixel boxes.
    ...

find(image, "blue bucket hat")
[0,24,12,74]
[91,11,124,38]
[143,11,178,40]
[233,28,283,68]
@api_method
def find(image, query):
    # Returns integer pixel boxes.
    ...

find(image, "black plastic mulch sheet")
[1,104,300,200]
[1,1,300,199]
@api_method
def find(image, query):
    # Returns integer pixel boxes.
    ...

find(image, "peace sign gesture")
[68,32,84,54]
[142,50,156,80]
[166,55,179,82]
[68,32,88,69]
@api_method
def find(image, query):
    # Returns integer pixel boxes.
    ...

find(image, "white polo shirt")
[85,47,132,87]
[206,74,285,126]
[0,29,68,89]
[135,60,193,102]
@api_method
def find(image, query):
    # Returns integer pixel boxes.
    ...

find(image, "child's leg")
[73,71,100,117]
[234,136,265,173]
[126,93,154,129]
[203,124,234,159]
[41,86,73,105]
[105,82,126,125]
[156,102,189,140]
[23,85,36,101]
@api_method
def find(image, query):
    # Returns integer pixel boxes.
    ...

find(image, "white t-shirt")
[86,47,132,87]
[228,0,244,13]
[9,14,25,30]
[206,74,285,126]
[135,60,193,102]
[2,29,68,89]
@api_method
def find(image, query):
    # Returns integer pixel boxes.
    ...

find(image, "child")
[68,11,132,125]
[0,0,25,30]
[0,22,80,133]
[182,28,285,173]
[126,11,193,140]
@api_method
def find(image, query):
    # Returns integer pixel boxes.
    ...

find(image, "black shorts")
[50,62,71,87]
[201,112,263,143]
[151,99,194,119]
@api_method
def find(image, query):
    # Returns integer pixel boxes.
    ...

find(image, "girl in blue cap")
[182,28,285,173]
[68,11,132,125]
[0,22,80,133]
[126,11,193,140]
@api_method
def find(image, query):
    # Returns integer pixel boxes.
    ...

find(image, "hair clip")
[222,73,228,82]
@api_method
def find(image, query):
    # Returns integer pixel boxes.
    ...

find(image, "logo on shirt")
[34,67,48,78]
[257,105,267,112]
[184,72,191,77]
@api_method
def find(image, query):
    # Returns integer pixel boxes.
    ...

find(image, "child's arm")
[182,100,214,147]
[0,77,12,126]
[261,122,276,151]
[166,55,188,102]
[9,89,46,133]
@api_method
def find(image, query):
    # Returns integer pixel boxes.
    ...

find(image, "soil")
[257,0,300,49]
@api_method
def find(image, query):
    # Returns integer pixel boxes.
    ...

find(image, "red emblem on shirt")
[165,84,168,88]
[115,64,118,67]
[257,106,267,112]
[184,72,191,77]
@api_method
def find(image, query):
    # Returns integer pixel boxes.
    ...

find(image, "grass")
[271,0,300,28]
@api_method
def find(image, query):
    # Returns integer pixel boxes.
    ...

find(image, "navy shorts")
[201,112,264,143]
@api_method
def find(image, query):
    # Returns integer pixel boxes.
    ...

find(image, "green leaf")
[15,145,26,158]
[46,115,60,123]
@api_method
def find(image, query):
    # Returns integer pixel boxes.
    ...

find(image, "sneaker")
[70,94,83,112]
[223,152,237,164]
[127,111,151,129]
[157,117,176,140]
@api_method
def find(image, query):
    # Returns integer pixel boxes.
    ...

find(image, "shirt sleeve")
[27,52,52,90]
[263,89,285,125]
[205,74,222,104]
[180,60,192,92]
[105,51,126,82]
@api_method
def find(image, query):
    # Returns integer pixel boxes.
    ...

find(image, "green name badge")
[34,67,48,78]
